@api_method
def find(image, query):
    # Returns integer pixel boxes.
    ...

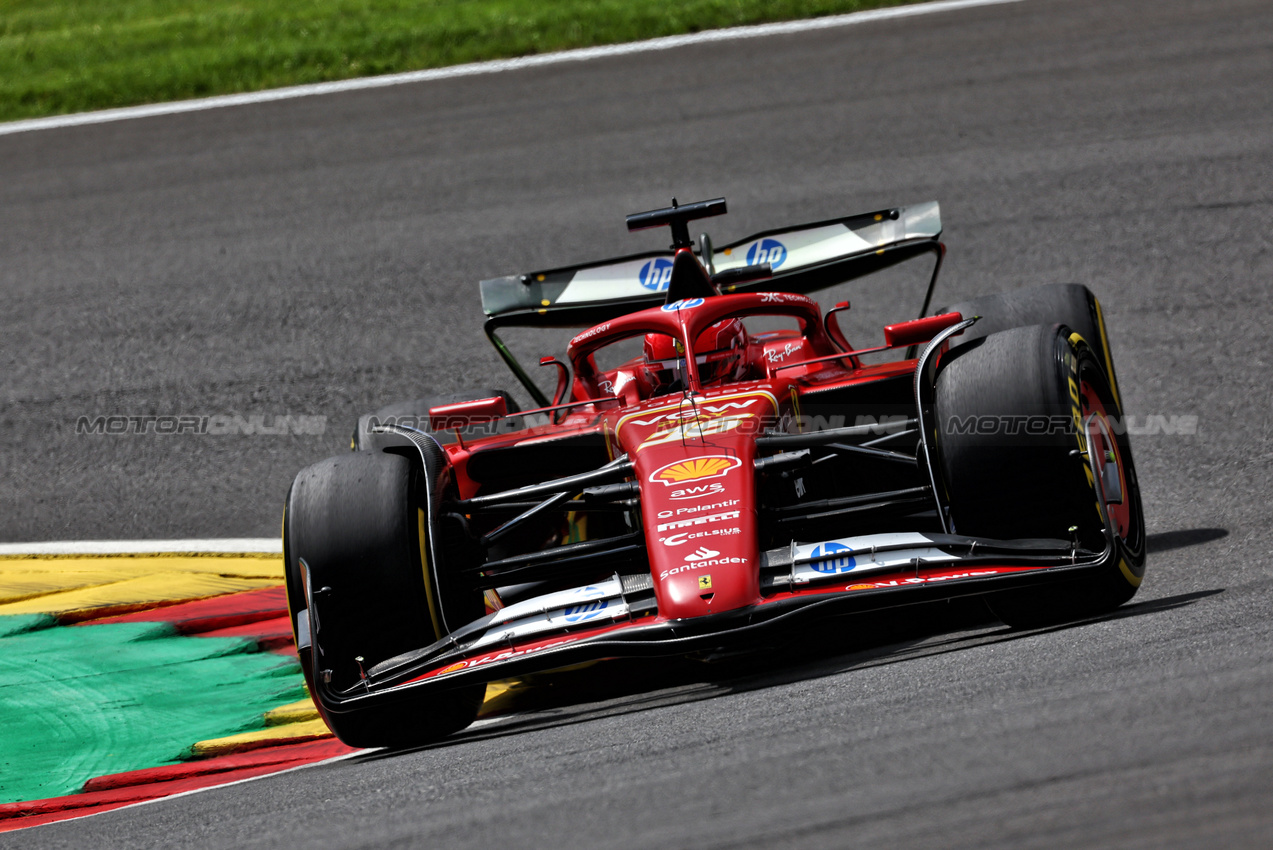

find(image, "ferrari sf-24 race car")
[283,198,1146,748]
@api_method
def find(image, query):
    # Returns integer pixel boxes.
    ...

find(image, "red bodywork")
[375,292,1013,691]
[303,214,1127,711]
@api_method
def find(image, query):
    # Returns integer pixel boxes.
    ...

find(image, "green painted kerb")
[0,615,306,805]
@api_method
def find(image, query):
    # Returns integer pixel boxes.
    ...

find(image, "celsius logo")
[810,541,856,574]
[562,598,609,623]
[661,297,705,312]
[639,258,675,291]
[684,547,721,562]
[746,238,788,269]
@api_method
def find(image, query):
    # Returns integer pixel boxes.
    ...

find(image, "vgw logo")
[639,258,675,291]
[810,542,856,574]
[746,238,788,269]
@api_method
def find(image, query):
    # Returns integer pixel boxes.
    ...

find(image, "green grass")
[0,0,921,122]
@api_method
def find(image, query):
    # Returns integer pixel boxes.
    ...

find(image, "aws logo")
[746,238,788,269]
[639,258,675,291]
[810,541,856,574]
[669,482,726,500]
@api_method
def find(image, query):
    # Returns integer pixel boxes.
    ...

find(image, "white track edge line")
[0,539,282,556]
[0,0,1025,137]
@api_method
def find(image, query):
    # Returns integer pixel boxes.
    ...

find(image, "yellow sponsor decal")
[698,575,713,590]
[649,455,742,486]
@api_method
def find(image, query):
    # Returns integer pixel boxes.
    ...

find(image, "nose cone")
[615,391,777,620]
[656,545,753,617]
[639,449,759,619]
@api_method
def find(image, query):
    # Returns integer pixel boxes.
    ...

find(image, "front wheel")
[283,450,484,747]
[934,324,1146,628]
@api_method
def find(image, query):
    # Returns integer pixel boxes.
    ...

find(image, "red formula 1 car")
[283,198,1145,747]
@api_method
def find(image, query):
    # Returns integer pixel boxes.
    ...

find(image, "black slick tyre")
[283,450,483,748]
[940,283,1125,407]
[934,324,1146,628]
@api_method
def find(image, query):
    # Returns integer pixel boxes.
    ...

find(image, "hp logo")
[746,238,788,269]
[562,599,609,623]
[639,258,675,291]
[810,542,856,574]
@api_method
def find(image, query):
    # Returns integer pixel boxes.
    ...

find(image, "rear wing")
[480,201,944,405]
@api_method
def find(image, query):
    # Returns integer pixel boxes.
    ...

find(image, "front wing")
[301,530,1119,719]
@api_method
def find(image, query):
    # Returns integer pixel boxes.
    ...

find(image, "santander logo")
[684,547,720,562]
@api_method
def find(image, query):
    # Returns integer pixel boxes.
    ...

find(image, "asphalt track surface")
[2,0,1272,845]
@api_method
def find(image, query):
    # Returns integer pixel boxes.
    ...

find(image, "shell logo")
[436,661,468,675]
[649,455,742,486]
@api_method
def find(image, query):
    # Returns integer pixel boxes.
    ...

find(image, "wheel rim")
[1078,373,1134,545]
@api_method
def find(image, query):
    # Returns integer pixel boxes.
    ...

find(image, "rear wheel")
[934,324,1145,628]
[283,450,484,747]
[940,283,1124,406]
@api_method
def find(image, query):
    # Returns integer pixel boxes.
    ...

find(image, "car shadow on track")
[1145,527,1228,553]
[353,591,1222,760]
[712,587,1226,698]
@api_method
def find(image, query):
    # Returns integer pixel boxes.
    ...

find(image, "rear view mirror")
[883,312,964,349]
[429,396,508,431]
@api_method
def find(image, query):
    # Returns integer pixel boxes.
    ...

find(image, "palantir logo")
[639,258,675,291]
[746,238,788,269]
[810,542,856,574]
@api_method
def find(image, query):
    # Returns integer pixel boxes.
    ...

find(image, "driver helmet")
[643,318,748,394]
